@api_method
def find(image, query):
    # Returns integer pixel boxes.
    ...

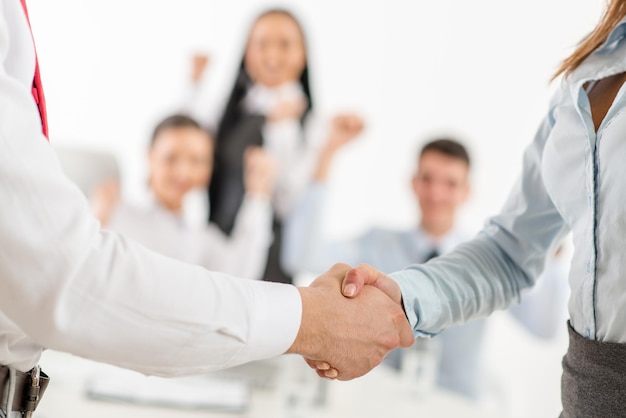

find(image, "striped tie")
[423,248,439,263]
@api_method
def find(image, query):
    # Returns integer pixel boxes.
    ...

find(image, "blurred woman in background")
[184,9,364,284]
[92,114,276,280]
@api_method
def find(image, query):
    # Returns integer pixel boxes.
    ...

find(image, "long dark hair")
[216,9,313,142]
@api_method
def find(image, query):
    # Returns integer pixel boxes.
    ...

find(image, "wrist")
[314,151,335,181]
[286,287,323,358]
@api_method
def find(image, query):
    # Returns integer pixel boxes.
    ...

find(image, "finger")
[341,267,366,298]
[303,357,318,370]
[303,358,330,371]
[324,368,338,379]
[398,319,416,348]
[327,262,352,279]
[342,263,385,297]
[316,369,336,379]
[315,362,330,371]
[343,264,403,304]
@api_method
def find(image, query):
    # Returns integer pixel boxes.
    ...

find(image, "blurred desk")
[36,350,499,418]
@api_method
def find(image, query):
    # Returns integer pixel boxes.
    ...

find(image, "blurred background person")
[285,138,570,403]
[91,114,276,280]
[285,138,486,400]
[181,8,365,284]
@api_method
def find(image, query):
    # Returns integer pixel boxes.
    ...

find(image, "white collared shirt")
[0,0,301,373]
[107,192,273,280]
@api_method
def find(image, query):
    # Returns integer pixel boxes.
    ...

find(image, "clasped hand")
[287,263,413,381]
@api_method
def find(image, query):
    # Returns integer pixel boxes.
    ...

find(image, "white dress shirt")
[0,0,301,374]
[107,192,273,280]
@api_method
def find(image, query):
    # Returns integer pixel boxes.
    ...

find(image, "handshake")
[286,264,415,381]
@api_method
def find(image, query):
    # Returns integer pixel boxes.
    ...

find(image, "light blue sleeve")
[392,92,571,337]
[507,250,571,339]
[281,183,362,275]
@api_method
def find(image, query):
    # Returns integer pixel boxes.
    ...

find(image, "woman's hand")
[243,147,278,198]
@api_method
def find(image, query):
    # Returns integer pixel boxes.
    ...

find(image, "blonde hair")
[553,0,626,80]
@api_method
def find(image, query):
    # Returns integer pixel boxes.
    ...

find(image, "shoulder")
[107,200,149,230]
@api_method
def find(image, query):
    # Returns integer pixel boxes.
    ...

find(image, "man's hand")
[190,53,210,84]
[314,114,365,181]
[305,264,410,378]
[286,264,414,381]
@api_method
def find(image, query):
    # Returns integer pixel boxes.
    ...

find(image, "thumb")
[341,265,367,298]
[342,264,402,305]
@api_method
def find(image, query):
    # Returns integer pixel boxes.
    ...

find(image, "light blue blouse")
[392,19,626,343]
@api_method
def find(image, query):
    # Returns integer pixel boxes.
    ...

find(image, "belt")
[0,365,49,417]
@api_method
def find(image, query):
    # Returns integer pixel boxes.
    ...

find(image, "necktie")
[19,0,49,139]
[423,248,439,263]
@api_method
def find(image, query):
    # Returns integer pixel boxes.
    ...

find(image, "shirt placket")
[571,81,598,339]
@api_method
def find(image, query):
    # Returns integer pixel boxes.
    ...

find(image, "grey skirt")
[560,321,626,418]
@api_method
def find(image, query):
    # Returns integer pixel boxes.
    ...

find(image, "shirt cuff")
[237,281,302,361]
[390,268,441,338]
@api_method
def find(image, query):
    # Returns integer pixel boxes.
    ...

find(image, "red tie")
[19,0,49,140]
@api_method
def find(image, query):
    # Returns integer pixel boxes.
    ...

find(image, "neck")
[420,219,454,239]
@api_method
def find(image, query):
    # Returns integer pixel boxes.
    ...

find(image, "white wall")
[28,0,604,235]
[27,0,604,416]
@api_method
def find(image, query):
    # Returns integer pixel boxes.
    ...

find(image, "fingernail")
[325,369,338,379]
[343,284,356,297]
[316,363,329,370]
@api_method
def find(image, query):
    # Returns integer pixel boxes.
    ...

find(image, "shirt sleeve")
[263,114,328,218]
[0,11,301,376]
[203,195,274,280]
[391,91,571,337]
[281,182,366,275]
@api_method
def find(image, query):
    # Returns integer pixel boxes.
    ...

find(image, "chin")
[260,78,285,87]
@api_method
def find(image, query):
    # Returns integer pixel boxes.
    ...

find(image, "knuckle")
[381,333,400,350]
[332,262,350,270]
[392,307,406,325]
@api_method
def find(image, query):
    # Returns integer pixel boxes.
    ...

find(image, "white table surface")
[34,350,500,418]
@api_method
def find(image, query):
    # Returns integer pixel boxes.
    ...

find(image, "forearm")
[392,233,534,336]
[1,183,300,375]
[0,69,300,377]
[263,121,318,217]
[33,233,301,376]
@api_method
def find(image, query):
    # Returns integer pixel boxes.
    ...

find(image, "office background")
[27,1,603,416]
